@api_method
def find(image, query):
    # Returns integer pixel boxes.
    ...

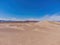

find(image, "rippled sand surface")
[0,21,60,45]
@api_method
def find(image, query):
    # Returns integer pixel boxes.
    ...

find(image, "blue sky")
[0,0,60,21]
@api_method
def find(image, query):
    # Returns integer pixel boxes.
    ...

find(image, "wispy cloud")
[40,12,60,21]
[0,18,19,21]
[0,12,60,21]
[26,12,60,21]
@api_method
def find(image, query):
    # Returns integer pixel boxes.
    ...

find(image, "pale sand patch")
[0,21,60,45]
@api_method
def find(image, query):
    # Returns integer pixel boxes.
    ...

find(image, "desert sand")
[0,21,60,45]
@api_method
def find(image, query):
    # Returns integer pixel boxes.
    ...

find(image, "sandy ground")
[0,21,60,45]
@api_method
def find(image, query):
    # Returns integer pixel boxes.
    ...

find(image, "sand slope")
[0,21,60,45]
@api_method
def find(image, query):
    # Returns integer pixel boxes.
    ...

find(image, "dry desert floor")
[0,21,60,45]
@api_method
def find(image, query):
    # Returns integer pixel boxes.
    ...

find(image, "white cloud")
[25,18,40,21]
[40,12,60,21]
[0,12,60,21]
[39,15,50,21]
[0,18,19,21]
[48,15,60,21]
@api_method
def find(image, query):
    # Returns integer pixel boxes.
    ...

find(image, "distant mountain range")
[0,20,39,23]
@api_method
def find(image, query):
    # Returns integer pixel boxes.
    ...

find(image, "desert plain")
[0,21,60,45]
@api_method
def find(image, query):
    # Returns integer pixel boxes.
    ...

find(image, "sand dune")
[0,21,60,45]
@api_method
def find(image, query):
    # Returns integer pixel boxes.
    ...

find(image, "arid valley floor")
[0,21,60,45]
